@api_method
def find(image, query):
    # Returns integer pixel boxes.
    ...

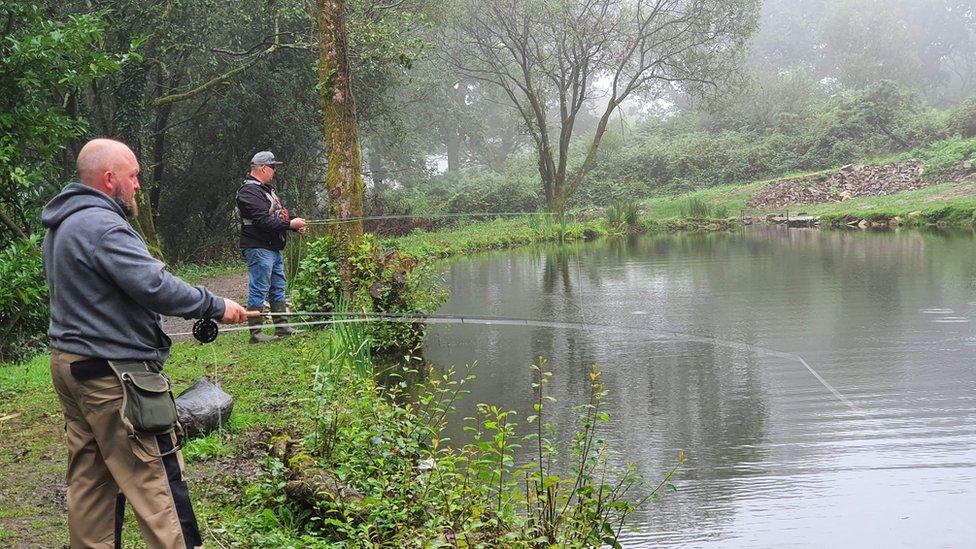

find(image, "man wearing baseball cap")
[236,150,307,342]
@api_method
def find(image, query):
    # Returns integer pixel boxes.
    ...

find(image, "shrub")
[606,200,641,233]
[290,234,447,353]
[235,356,678,546]
[949,95,976,138]
[0,236,49,362]
[443,171,542,213]
[679,196,713,218]
[915,137,976,175]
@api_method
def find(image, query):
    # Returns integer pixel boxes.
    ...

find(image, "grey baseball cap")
[250,150,283,165]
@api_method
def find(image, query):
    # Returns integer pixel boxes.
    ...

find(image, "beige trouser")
[50,348,202,549]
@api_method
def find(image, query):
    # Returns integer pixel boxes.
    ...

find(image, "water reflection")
[424,227,976,547]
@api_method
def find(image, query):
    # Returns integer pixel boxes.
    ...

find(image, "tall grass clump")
[678,196,713,218]
[915,136,976,175]
[606,200,641,234]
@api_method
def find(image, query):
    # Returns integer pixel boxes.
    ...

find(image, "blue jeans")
[243,248,287,308]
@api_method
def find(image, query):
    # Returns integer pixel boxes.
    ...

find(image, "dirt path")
[163,273,249,338]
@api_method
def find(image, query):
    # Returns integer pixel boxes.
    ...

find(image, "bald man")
[41,138,248,548]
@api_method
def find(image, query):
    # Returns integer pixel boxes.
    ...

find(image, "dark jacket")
[237,175,291,250]
[41,183,225,362]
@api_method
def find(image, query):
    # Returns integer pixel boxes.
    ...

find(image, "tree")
[318,0,366,246]
[447,0,760,215]
[751,0,976,105]
[0,2,126,246]
[75,0,302,258]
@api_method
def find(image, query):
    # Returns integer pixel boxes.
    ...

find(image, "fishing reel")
[192,310,268,343]
[192,318,220,343]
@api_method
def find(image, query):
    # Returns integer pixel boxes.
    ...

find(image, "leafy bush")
[443,171,542,213]
[236,355,678,546]
[0,236,49,362]
[949,95,976,138]
[0,5,126,247]
[606,200,641,233]
[914,137,976,175]
[290,234,446,353]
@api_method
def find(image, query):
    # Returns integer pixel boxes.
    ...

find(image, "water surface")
[423,227,976,548]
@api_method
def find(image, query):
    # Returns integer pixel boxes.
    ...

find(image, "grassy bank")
[0,323,661,546]
[800,181,976,227]
[388,216,603,259]
[638,137,976,229]
[0,330,319,546]
[387,210,738,261]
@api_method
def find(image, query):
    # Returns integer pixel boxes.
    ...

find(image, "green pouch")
[108,361,182,456]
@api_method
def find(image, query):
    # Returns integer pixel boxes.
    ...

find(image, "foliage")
[0,2,127,246]
[182,431,234,462]
[291,234,446,352]
[443,172,543,214]
[383,84,969,216]
[0,236,49,362]
[949,95,976,138]
[605,201,641,234]
[236,353,677,547]
[678,197,714,219]
[913,137,976,175]
[389,216,599,260]
[446,0,760,213]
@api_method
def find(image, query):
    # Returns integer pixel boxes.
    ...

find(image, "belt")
[69,358,115,380]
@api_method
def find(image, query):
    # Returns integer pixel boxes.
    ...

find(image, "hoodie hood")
[42,183,126,229]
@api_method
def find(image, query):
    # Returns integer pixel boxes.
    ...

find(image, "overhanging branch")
[152,18,282,107]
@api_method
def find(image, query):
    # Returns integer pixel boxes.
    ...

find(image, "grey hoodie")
[42,183,225,362]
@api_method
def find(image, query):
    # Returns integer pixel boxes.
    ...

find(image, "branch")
[0,207,27,240]
[152,18,282,107]
[209,32,300,56]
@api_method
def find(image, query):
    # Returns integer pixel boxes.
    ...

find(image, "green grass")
[643,179,769,219]
[387,215,608,259]
[796,181,976,226]
[170,259,245,284]
[0,330,332,546]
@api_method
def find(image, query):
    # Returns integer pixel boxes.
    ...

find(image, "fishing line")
[302,211,558,225]
[172,311,862,413]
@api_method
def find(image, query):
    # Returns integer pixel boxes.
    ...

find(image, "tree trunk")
[368,146,385,190]
[367,147,387,213]
[148,72,179,227]
[115,60,166,258]
[446,127,460,172]
[317,0,364,248]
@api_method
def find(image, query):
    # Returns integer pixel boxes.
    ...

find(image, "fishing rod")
[181,310,861,412]
[301,211,560,226]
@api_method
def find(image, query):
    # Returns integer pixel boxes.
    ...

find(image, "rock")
[175,378,233,437]
[786,215,819,228]
[858,219,870,229]
[747,159,933,210]
[872,220,889,228]
[271,432,365,507]
[369,281,386,299]
[889,217,902,227]
[963,160,973,172]
[285,468,364,505]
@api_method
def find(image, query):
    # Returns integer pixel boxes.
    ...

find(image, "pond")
[422,227,976,547]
